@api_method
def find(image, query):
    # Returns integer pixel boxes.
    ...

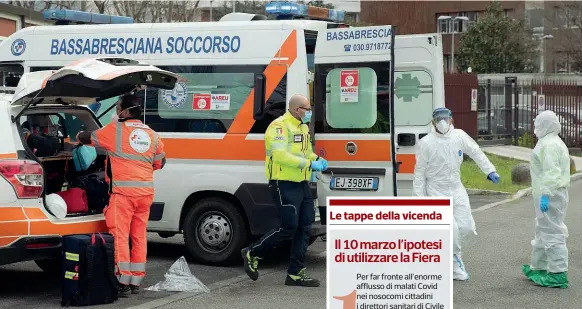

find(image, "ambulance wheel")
[35,259,61,275]
[183,197,249,266]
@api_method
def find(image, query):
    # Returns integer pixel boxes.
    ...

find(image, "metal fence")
[476,77,582,148]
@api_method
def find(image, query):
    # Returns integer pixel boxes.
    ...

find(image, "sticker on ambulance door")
[340,70,359,103]
[211,94,231,110]
[193,94,211,110]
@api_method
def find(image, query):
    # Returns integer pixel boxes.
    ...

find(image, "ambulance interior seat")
[18,110,108,213]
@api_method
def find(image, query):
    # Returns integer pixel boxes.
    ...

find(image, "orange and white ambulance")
[0,5,444,266]
[0,58,181,271]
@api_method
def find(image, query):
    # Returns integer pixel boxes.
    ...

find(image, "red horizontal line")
[329,199,451,206]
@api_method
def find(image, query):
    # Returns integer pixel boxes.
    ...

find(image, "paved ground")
[159,253,327,309]
[469,193,511,209]
[483,145,582,171]
[0,234,325,309]
[455,179,582,309]
[150,184,581,309]
[0,194,510,309]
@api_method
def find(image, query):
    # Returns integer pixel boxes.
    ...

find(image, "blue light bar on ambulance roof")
[43,9,134,25]
[265,1,344,22]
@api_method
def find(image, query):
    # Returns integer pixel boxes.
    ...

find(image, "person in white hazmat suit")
[413,107,500,281]
[521,110,570,289]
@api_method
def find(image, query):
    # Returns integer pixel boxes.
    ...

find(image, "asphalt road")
[0,233,326,309]
[455,179,582,309]
[0,194,505,309]
[469,193,511,209]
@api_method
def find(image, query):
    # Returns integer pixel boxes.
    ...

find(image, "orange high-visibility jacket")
[88,119,165,196]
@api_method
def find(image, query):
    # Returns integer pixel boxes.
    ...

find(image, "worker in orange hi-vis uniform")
[76,94,166,297]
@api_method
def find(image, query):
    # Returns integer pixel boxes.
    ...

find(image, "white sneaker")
[453,254,469,281]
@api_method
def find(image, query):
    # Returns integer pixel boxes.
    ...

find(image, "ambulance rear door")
[392,34,445,196]
[312,25,397,206]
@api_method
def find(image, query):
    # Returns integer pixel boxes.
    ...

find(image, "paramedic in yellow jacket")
[241,94,328,287]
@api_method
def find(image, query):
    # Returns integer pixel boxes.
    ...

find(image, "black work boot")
[241,247,260,281]
[118,284,131,297]
[130,285,140,294]
[285,268,320,287]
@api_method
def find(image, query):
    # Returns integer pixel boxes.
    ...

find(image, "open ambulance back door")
[312,25,397,208]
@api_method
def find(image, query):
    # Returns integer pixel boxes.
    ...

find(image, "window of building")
[554,6,568,28]
[554,52,570,73]
[527,8,544,28]
[466,11,478,29]
[436,12,477,34]
[553,5,582,28]
[437,13,450,33]
[142,65,286,134]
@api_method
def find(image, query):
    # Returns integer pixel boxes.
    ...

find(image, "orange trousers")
[104,193,153,286]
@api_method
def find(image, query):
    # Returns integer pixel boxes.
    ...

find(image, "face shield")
[432,108,452,134]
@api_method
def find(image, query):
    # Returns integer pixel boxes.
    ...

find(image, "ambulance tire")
[35,258,61,276]
[183,197,249,266]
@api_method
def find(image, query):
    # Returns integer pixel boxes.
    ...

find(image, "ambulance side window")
[93,96,119,126]
[314,62,390,134]
[249,73,287,134]
[393,70,434,126]
[144,65,286,134]
[325,67,378,129]
[0,63,23,89]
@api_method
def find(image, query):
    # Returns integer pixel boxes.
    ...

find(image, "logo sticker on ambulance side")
[162,81,187,109]
[129,129,152,153]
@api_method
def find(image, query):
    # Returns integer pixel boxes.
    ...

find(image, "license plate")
[330,177,378,191]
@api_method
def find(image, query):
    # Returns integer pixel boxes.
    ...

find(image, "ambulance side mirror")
[253,73,266,120]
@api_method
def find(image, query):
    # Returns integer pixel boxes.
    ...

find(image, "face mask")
[301,110,312,123]
[436,120,450,134]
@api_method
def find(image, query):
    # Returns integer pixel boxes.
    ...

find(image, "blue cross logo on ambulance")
[11,39,26,56]
[49,35,241,56]
[162,81,188,109]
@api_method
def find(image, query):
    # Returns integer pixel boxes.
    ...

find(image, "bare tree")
[210,1,268,21]
[8,0,80,10]
[93,0,109,14]
[549,2,582,72]
[112,0,150,22]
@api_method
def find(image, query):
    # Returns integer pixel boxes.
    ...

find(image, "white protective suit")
[530,110,571,273]
[413,124,496,278]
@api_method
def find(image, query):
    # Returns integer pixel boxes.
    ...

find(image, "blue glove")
[310,172,318,182]
[311,160,325,172]
[317,157,328,170]
[540,195,549,213]
[487,172,500,184]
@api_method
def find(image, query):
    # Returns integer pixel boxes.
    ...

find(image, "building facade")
[0,2,52,40]
[360,1,578,74]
